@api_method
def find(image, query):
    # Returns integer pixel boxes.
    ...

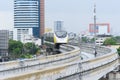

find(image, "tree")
[23,42,39,55]
[117,47,120,56]
[9,40,23,59]
[103,38,117,45]
[9,40,39,59]
[114,36,120,43]
[81,37,88,43]
[89,38,95,43]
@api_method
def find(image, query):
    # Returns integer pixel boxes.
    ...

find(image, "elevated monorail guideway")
[56,46,119,80]
[0,43,119,80]
[0,45,81,79]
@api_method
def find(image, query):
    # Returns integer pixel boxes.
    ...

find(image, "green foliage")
[23,42,39,55]
[9,40,23,59]
[20,54,33,58]
[117,47,120,56]
[81,37,88,43]
[89,38,95,43]
[114,36,120,43]
[9,40,39,59]
[103,38,117,45]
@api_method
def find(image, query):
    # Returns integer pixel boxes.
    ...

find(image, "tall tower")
[40,0,45,36]
[14,0,44,41]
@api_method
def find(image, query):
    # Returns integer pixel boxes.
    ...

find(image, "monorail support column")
[54,44,60,49]
[99,74,109,80]
[119,56,120,71]
[54,44,61,54]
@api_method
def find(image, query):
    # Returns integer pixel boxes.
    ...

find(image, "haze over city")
[0,0,120,35]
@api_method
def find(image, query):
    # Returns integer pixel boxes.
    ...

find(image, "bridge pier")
[99,65,120,80]
[107,71,120,80]
[99,74,109,80]
[105,57,120,80]
[104,56,120,80]
[106,56,120,80]
[99,77,108,80]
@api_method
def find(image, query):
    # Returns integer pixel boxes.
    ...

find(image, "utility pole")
[78,35,82,80]
[22,34,25,55]
[94,4,97,57]
[31,35,34,55]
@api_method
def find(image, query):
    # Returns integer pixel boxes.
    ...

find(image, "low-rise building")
[95,35,111,45]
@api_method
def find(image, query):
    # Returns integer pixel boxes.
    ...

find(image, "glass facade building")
[0,30,9,58]
[14,0,44,40]
[54,21,63,31]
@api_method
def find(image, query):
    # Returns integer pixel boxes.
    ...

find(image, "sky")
[0,0,120,35]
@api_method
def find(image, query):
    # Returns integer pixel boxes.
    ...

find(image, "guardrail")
[0,45,76,71]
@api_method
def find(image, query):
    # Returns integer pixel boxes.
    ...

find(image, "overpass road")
[0,44,119,80]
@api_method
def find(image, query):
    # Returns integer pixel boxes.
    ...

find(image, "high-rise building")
[9,31,13,40]
[0,30,9,61]
[54,21,63,31]
[14,0,44,41]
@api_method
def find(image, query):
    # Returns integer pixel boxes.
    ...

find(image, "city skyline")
[0,0,120,35]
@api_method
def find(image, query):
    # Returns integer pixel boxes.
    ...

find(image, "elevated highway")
[0,44,119,80]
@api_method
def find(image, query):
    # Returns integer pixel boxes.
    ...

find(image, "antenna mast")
[94,4,97,57]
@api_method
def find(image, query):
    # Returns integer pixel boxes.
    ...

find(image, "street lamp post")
[94,4,97,57]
